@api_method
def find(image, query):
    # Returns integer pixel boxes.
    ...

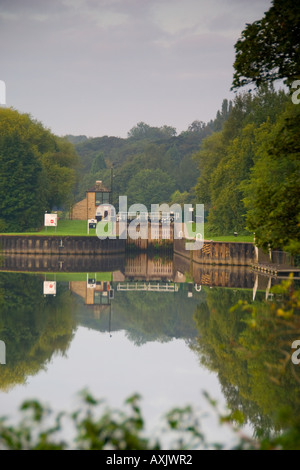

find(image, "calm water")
[0,253,298,447]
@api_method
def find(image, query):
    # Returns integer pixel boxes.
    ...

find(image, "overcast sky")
[0,0,272,138]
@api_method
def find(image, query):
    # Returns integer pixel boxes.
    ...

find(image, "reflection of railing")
[117,282,179,292]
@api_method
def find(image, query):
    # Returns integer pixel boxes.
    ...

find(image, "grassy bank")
[1,220,254,243]
[44,272,113,281]
[188,223,254,243]
[2,220,97,237]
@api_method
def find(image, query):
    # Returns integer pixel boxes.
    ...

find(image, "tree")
[176,153,199,193]
[41,138,78,210]
[160,125,177,138]
[91,152,106,173]
[193,131,224,207]
[0,109,78,231]
[0,273,76,391]
[126,168,175,208]
[242,103,300,252]
[188,120,205,133]
[128,122,176,140]
[0,114,46,231]
[232,0,300,89]
[170,190,191,206]
[192,281,300,437]
[206,123,257,233]
[127,122,151,139]
[193,88,288,235]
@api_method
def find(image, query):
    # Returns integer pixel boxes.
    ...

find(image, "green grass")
[1,219,254,243]
[2,220,98,237]
[1,272,113,281]
[50,272,112,282]
[205,234,254,243]
[187,223,254,243]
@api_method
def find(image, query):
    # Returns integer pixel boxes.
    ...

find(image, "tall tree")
[0,109,78,231]
[242,103,300,252]
[126,168,175,207]
[232,0,300,89]
[91,152,106,173]
[193,88,288,234]
[0,114,45,231]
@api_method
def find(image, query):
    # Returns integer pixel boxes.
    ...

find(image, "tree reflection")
[77,286,202,346]
[0,273,77,391]
[192,283,300,435]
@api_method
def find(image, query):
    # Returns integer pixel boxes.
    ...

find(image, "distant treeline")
[66,99,232,210]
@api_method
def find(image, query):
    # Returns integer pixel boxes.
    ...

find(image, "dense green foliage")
[0,391,218,450]
[0,109,78,232]
[69,106,232,209]
[191,0,300,249]
[192,279,300,439]
[193,87,290,235]
[68,81,298,253]
[243,103,300,252]
[232,0,300,89]
[223,0,300,250]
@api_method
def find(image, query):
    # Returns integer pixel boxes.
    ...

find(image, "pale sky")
[0,0,272,138]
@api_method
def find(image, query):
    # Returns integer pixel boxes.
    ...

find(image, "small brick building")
[71,181,111,220]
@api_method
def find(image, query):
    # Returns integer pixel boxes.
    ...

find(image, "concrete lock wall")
[173,253,254,288]
[0,235,255,266]
[0,236,126,255]
[173,239,255,266]
[0,253,125,273]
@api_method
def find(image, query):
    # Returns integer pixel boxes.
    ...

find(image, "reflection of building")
[69,277,113,318]
[70,181,111,220]
[125,254,174,281]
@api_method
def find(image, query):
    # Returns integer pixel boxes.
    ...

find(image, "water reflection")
[192,285,300,435]
[0,273,76,391]
[0,251,279,292]
[0,252,298,439]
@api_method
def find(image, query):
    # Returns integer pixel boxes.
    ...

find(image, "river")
[0,252,299,448]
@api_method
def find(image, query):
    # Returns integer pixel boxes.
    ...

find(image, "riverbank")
[174,238,255,266]
[0,235,126,255]
[0,220,254,243]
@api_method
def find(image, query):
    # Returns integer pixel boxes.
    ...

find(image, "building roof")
[87,181,111,193]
